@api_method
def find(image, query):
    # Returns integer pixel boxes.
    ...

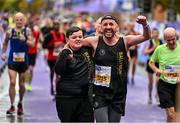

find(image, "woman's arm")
[54,48,72,75]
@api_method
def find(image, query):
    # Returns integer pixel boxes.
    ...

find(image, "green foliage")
[18,0,29,13]
[0,0,44,13]
[31,0,44,13]
[0,0,19,12]
[155,0,180,13]
[154,0,170,10]
[174,0,180,13]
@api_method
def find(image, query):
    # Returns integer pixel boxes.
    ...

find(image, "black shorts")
[93,94,126,116]
[47,60,56,71]
[146,59,159,73]
[93,85,126,116]
[56,96,94,122]
[28,53,37,66]
[158,79,178,109]
[8,64,28,73]
[129,49,137,58]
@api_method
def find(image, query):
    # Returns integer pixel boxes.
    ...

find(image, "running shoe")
[17,103,23,115]
[26,84,32,92]
[148,98,152,104]
[6,106,15,115]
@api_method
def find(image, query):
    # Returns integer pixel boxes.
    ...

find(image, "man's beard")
[104,29,116,39]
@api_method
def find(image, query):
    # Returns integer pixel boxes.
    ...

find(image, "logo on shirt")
[99,49,105,56]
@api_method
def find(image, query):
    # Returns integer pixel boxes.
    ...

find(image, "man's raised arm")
[124,15,151,49]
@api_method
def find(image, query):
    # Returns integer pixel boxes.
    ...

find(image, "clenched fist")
[136,15,148,26]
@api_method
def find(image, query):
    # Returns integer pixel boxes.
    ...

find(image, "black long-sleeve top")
[54,47,93,97]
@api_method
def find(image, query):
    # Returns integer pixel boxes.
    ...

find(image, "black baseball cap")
[101,15,119,24]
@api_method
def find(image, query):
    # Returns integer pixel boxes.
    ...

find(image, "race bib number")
[13,52,25,62]
[94,65,111,87]
[163,65,180,82]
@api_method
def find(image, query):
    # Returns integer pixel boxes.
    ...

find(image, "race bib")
[94,65,111,87]
[163,65,180,82]
[13,52,25,62]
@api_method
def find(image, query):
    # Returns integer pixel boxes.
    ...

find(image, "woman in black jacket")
[54,26,94,122]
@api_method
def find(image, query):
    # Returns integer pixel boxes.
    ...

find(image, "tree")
[0,0,45,13]
[154,0,180,13]
[31,0,44,13]
[174,0,180,13]
[18,0,29,13]
[0,0,19,12]
[154,0,180,21]
[18,0,44,13]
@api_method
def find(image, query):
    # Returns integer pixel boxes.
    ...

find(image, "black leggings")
[94,105,121,122]
[56,96,94,122]
[47,60,56,94]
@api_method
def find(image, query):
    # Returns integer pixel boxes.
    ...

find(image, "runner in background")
[1,12,34,115]
[26,20,41,91]
[92,16,103,36]
[124,22,139,85]
[60,18,71,34]
[43,20,66,97]
[149,27,180,122]
[144,28,163,104]
[0,25,4,48]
